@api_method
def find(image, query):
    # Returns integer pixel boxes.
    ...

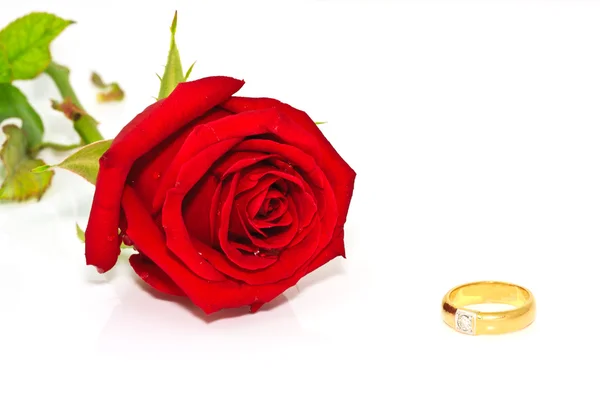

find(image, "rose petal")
[129,253,185,296]
[153,107,280,210]
[297,229,346,279]
[229,177,281,240]
[233,173,279,221]
[259,196,289,222]
[236,167,278,199]
[245,183,270,219]
[122,186,283,313]
[248,230,348,313]
[156,106,327,212]
[258,190,283,216]
[236,201,297,250]
[221,97,281,113]
[128,107,233,211]
[231,139,339,256]
[122,185,347,314]
[210,202,321,285]
[211,151,273,179]
[252,206,292,229]
[289,188,317,230]
[234,220,321,285]
[217,173,278,271]
[127,123,190,210]
[235,139,323,189]
[209,181,224,246]
[162,139,243,281]
[229,240,256,254]
[228,198,250,239]
[131,190,349,315]
[86,76,244,272]
[85,101,160,271]
[182,174,219,246]
[223,97,356,226]
[145,106,345,287]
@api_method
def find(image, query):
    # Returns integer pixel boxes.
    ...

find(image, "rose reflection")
[94,264,318,357]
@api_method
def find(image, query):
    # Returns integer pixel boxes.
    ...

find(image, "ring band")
[442,281,535,335]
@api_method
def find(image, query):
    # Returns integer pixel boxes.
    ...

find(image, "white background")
[0,0,598,398]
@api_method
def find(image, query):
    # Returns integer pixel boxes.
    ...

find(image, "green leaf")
[157,11,184,100]
[184,61,196,82]
[315,121,327,125]
[0,124,53,202]
[0,45,9,83]
[31,164,51,173]
[32,141,81,153]
[90,72,106,88]
[76,223,85,242]
[0,83,44,148]
[96,85,125,103]
[0,12,74,82]
[90,71,125,102]
[38,139,112,185]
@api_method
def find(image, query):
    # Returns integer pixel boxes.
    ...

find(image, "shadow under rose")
[132,276,291,323]
[84,253,346,318]
[94,268,304,347]
[93,258,345,357]
[130,256,346,321]
[283,258,346,303]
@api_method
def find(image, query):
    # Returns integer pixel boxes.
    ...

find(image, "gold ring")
[442,281,536,335]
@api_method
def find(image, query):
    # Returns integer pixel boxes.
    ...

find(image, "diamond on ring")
[455,309,476,335]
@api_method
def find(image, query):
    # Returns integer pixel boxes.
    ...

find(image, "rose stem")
[45,61,104,144]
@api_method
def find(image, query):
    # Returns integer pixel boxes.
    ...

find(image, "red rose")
[85,76,355,314]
